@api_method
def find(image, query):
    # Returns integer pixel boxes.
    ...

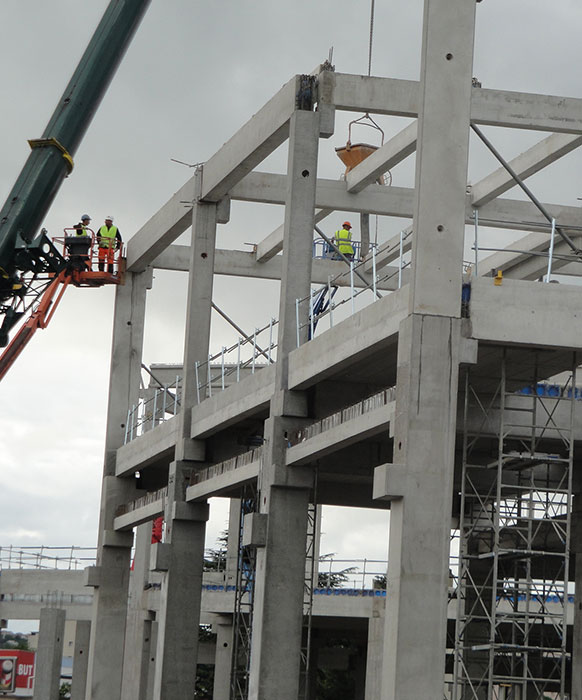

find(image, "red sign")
[0,651,35,696]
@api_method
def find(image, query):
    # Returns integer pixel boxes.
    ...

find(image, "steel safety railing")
[470,209,582,282]
[0,545,97,570]
[294,245,411,346]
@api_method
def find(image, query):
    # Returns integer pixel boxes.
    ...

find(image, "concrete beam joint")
[150,542,171,572]
[242,513,268,548]
[170,500,209,522]
[372,463,407,501]
[84,566,101,588]
[102,529,134,548]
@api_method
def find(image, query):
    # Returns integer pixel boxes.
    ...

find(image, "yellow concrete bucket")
[335,142,384,184]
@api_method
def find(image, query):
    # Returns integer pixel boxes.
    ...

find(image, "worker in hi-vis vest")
[96,215,122,272]
[333,221,354,261]
[73,214,92,236]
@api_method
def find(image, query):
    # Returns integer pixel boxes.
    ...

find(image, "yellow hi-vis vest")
[76,225,89,236]
[335,227,354,255]
[98,225,118,249]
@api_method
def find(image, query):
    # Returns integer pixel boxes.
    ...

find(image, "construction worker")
[96,215,122,273]
[73,214,92,236]
[333,221,355,261]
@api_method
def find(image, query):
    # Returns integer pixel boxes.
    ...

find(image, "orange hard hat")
[343,221,352,228]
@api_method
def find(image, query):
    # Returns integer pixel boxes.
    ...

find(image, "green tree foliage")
[317,553,359,588]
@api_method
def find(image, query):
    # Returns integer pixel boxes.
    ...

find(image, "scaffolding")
[230,484,258,700]
[453,348,576,699]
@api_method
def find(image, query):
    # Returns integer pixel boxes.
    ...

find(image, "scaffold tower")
[454,348,576,699]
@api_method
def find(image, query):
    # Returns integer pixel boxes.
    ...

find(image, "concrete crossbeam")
[255,209,332,262]
[115,416,177,477]
[190,364,275,439]
[113,498,165,531]
[285,402,394,466]
[472,87,582,133]
[471,133,582,207]
[346,122,417,194]
[185,458,261,501]
[153,247,403,290]
[470,277,582,348]
[200,76,298,202]
[126,178,196,272]
[288,288,407,390]
[321,71,582,133]
[230,172,416,217]
[363,226,413,273]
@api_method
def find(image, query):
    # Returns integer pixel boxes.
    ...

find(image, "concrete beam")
[471,133,582,208]
[230,171,416,217]
[288,288,407,390]
[126,178,196,272]
[285,402,394,466]
[200,76,298,202]
[321,72,582,134]
[346,122,417,194]
[255,209,332,262]
[470,277,582,348]
[115,417,177,477]
[363,226,413,274]
[114,498,166,531]
[190,361,275,439]
[152,247,404,290]
[186,457,261,501]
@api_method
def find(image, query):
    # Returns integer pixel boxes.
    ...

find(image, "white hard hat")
[105,215,114,222]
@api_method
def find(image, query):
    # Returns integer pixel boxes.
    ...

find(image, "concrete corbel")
[170,500,209,523]
[102,529,134,548]
[179,438,206,462]
[150,542,171,572]
[373,463,407,502]
[242,513,268,547]
[84,566,101,588]
[459,337,478,366]
[217,196,231,224]
[271,389,309,418]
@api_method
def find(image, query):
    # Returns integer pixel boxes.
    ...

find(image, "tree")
[317,553,359,589]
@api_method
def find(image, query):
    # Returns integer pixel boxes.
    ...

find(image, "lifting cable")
[368,0,375,78]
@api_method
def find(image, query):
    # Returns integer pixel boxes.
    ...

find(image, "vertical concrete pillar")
[33,608,66,700]
[151,172,216,699]
[364,597,385,700]
[378,2,477,698]
[145,621,157,700]
[86,270,150,700]
[121,523,153,700]
[359,213,370,258]
[248,108,320,700]
[213,618,234,700]
[70,620,90,700]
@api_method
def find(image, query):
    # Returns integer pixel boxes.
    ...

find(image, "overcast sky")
[1,0,582,617]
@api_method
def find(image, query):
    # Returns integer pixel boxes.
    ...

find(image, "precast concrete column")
[364,596,385,700]
[121,523,153,700]
[378,2,477,698]
[70,621,90,700]
[151,176,216,699]
[33,608,66,700]
[213,618,234,700]
[248,108,320,700]
[86,270,151,700]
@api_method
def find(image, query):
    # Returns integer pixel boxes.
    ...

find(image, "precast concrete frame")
[84,1,582,699]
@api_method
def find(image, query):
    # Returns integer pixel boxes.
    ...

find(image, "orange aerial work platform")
[0,229,125,381]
